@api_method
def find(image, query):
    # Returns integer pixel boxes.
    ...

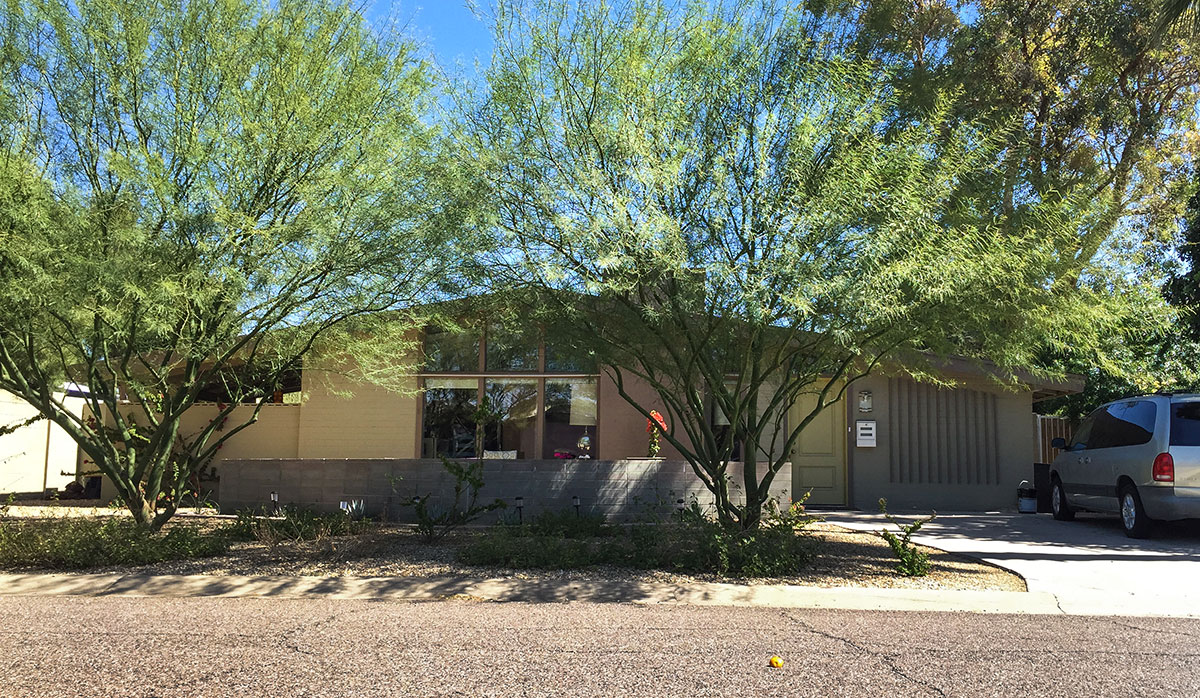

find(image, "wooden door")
[790,388,847,507]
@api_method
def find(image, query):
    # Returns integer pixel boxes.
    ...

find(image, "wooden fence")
[1034,414,1074,464]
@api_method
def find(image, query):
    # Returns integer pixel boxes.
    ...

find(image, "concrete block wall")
[217,458,793,523]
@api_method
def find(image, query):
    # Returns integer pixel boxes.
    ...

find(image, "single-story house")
[70,323,1080,517]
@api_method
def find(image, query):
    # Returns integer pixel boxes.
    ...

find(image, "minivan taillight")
[1153,452,1175,482]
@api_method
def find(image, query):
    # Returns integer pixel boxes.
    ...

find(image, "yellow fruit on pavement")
[769,655,784,668]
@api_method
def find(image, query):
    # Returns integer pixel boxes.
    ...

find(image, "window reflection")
[421,378,478,458]
[482,379,539,458]
[424,328,479,372]
[485,324,539,371]
[544,378,598,458]
[544,340,597,373]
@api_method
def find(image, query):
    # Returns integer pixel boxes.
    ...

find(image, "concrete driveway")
[822,511,1200,618]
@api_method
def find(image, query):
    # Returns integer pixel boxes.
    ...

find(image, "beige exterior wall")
[179,404,301,460]
[845,374,1034,511]
[297,369,419,459]
[0,390,82,495]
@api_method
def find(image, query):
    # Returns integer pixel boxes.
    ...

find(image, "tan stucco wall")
[297,369,419,459]
[179,404,301,460]
[846,374,1034,511]
[0,390,81,494]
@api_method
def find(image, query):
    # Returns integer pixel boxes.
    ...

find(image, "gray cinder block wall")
[216,458,793,522]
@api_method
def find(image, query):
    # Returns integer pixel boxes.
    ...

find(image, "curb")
[0,572,1065,615]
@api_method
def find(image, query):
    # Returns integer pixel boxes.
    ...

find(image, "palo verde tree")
[0,0,472,529]
[468,0,1169,530]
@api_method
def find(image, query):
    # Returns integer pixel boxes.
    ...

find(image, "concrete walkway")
[823,511,1200,618]
[0,571,1060,614]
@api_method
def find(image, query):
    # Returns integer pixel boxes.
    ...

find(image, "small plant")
[340,499,366,521]
[646,410,667,457]
[876,498,936,577]
[0,492,15,517]
[223,506,365,544]
[397,457,506,543]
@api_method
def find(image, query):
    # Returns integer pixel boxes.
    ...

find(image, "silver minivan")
[1049,394,1200,538]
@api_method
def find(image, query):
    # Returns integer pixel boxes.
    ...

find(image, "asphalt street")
[2,596,1198,697]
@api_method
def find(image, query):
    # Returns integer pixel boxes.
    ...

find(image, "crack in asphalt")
[1105,617,1200,641]
[780,610,947,697]
[274,604,370,658]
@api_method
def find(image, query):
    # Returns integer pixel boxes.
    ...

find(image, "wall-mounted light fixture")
[858,390,873,413]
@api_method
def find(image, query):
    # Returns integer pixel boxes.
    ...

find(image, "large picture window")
[483,379,539,457]
[543,378,598,458]
[422,328,600,459]
[421,378,478,458]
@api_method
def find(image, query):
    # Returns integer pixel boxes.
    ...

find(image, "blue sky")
[366,1,495,70]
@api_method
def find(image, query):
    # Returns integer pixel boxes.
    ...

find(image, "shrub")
[0,517,228,569]
[223,505,365,543]
[525,509,611,538]
[396,458,506,543]
[460,532,600,568]
[459,499,818,577]
[876,498,936,577]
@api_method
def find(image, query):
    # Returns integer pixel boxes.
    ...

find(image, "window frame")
[418,327,601,459]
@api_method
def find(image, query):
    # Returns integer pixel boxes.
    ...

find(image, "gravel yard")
[7,517,1024,592]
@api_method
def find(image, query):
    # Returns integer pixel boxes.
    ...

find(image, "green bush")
[876,498,935,577]
[525,509,611,538]
[460,501,818,577]
[0,517,228,569]
[223,505,366,543]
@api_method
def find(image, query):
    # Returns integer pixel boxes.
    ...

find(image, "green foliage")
[397,458,506,543]
[876,498,935,577]
[224,506,366,544]
[0,493,14,518]
[470,0,1177,531]
[0,0,471,531]
[0,518,228,570]
[460,500,818,577]
[525,509,611,539]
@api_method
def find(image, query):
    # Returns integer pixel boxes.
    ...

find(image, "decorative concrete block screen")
[217,458,793,523]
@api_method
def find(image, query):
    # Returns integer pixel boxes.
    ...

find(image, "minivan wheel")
[1051,480,1074,521]
[1119,485,1154,539]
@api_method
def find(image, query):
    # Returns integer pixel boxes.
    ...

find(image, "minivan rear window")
[1170,401,1200,446]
